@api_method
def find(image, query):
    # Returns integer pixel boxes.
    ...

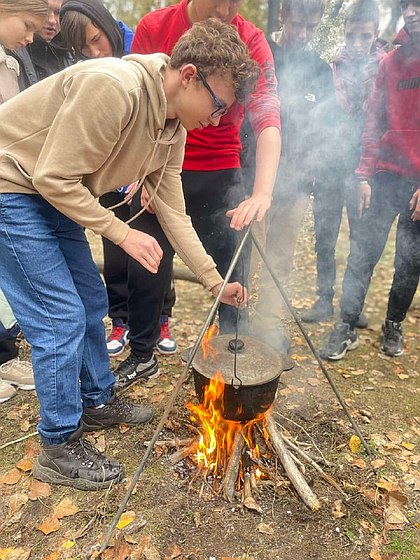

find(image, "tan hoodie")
[0,46,20,104]
[0,53,222,290]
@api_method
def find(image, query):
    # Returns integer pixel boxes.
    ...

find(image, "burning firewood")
[221,430,245,502]
[166,330,345,512]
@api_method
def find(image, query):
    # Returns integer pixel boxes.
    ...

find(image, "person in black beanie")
[60,0,127,58]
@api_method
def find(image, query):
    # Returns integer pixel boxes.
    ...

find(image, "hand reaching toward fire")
[226,192,272,231]
[211,282,248,307]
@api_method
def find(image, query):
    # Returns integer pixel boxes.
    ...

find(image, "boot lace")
[384,321,401,343]
[66,438,103,468]
[110,397,134,418]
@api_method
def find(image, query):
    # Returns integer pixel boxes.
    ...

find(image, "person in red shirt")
[320,0,420,361]
[114,0,281,389]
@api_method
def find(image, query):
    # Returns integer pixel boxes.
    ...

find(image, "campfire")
[165,327,344,511]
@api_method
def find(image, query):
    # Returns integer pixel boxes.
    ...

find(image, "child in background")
[321,0,420,360]
[303,0,386,325]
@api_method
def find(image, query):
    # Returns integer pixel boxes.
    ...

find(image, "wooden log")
[144,438,195,448]
[222,430,245,502]
[169,441,199,465]
[266,416,321,511]
[242,472,262,513]
[282,435,346,496]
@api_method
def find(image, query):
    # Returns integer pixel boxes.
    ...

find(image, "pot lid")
[192,334,284,387]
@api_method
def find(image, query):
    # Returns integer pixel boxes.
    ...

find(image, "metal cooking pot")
[192,334,286,422]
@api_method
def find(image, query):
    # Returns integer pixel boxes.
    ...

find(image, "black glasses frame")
[196,69,229,119]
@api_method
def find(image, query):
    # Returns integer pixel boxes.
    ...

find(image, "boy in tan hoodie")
[0,19,259,490]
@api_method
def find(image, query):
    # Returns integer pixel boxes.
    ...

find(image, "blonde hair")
[0,0,48,17]
[170,19,260,106]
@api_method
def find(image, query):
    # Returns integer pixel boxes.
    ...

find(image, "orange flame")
[188,372,267,477]
[188,325,268,479]
[201,323,219,361]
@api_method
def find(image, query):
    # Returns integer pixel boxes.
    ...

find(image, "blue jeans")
[0,194,114,444]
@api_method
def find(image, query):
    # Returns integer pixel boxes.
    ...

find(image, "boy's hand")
[119,229,163,273]
[124,182,139,206]
[358,181,372,218]
[211,282,248,307]
[226,193,271,231]
[409,188,420,222]
[141,187,156,214]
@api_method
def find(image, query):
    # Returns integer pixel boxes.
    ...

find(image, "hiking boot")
[156,315,177,355]
[380,319,404,357]
[106,319,129,357]
[114,353,160,390]
[301,297,334,323]
[33,426,124,491]
[0,358,35,390]
[82,393,153,431]
[0,378,17,403]
[319,321,359,360]
[355,312,369,329]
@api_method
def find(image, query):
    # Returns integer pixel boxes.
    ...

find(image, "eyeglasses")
[196,69,229,119]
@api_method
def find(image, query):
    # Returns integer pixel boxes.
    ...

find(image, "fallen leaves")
[332,500,347,518]
[349,435,362,453]
[0,468,21,485]
[7,492,28,515]
[36,514,62,535]
[54,497,80,519]
[36,497,80,535]
[28,479,51,500]
[257,522,274,535]
[0,548,31,560]
[116,510,136,530]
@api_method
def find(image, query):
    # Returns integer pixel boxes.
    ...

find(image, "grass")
[384,530,420,560]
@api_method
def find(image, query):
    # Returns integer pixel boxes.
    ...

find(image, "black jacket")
[9,34,73,90]
[270,40,336,178]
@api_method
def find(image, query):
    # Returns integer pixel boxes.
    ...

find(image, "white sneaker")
[0,358,35,390]
[0,378,17,403]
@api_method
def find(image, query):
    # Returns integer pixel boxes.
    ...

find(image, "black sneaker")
[82,394,153,431]
[114,353,160,390]
[320,321,359,360]
[355,312,369,329]
[32,427,124,491]
[301,297,334,323]
[380,319,404,357]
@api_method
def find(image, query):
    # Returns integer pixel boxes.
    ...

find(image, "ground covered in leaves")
[0,206,419,560]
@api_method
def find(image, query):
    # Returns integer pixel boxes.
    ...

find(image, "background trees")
[105,0,402,61]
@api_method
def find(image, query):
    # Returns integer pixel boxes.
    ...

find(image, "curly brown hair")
[169,18,260,106]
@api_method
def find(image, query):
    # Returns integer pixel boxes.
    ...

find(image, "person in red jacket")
[320,0,420,360]
[114,0,281,389]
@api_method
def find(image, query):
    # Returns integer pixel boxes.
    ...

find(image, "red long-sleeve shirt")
[356,38,420,182]
[131,0,280,172]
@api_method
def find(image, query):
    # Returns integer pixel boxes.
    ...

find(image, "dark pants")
[182,169,250,334]
[0,321,19,365]
[340,172,420,326]
[100,192,175,323]
[126,169,249,358]
[313,172,361,300]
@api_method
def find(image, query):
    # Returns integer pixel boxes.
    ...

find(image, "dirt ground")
[0,206,419,560]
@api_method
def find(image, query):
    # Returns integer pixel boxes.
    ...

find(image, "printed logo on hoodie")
[397,76,420,90]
